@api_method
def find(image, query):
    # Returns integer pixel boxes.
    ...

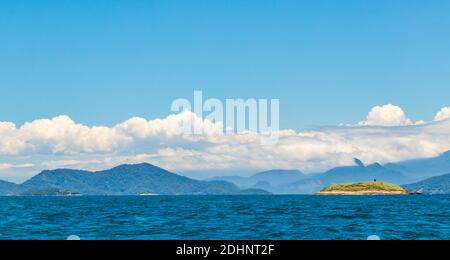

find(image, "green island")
[316,181,410,195]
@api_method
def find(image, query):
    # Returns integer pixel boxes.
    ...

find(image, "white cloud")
[2,105,450,181]
[358,104,413,126]
[0,163,35,171]
[434,107,450,121]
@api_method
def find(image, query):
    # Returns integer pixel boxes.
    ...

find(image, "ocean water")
[0,195,449,240]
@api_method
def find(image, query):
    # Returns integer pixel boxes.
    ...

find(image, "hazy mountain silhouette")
[210,170,306,193]
[215,152,450,194]
[0,180,23,196]
[403,173,450,194]
[286,162,411,194]
[391,151,450,180]
[3,151,450,195]
[1,163,270,195]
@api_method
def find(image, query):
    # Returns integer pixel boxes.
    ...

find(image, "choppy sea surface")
[0,195,449,240]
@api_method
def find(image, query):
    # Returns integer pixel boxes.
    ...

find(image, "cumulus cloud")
[2,105,450,181]
[0,115,130,155]
[358,104,413,126]
[434,107,450,121]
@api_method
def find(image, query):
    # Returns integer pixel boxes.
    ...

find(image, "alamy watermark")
[171,91,280,144]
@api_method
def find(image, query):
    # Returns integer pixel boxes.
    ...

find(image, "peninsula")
[316,181,410,195]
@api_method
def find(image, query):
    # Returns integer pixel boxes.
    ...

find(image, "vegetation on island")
[317,181,409,195]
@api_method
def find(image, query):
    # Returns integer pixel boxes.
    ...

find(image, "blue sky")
[1,0,450,130]
[3,0,450,181]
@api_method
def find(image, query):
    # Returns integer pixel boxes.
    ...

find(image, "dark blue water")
[1,195,449,240]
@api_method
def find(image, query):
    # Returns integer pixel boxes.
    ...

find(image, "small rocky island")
[317,181,410,195]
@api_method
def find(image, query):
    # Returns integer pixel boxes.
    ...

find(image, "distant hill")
[0,180,23,196]
[285,162,411,194]
[210,170,306,194]
[211,160,415,194]
[4,150,450,195]
[403,173,450,194]
[239,152,450,194]
[0,163,270,196]
[392,151,450,180]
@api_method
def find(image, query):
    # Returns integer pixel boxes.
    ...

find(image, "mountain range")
[403,173,450,194]
[388,151,450,180]
[0,163,269,196]
[212,152,450,194]
[2,151,450,195]
[212,159,412,194]
[0,180,22,196]
[210,170,307,194]
[284,161,412,194]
